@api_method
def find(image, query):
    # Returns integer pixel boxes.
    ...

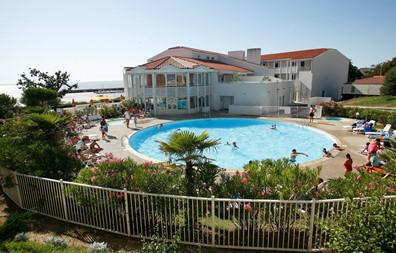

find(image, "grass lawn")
[341,96,396,107]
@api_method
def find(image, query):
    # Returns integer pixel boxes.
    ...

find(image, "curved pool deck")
[81,114,368,179]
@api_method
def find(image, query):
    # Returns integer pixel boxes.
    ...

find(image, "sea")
[0,80,125,103]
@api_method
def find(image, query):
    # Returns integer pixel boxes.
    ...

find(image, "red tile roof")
[261,48,328,61]
[353,76,384,85]
[140,56,251,73]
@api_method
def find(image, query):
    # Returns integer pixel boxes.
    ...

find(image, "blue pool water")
[129,118,335,169]
[323,117,344,121]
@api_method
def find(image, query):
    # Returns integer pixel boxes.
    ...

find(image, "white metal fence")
[2,171,395,252]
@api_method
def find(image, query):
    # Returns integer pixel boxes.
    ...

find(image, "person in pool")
[290,149,308,163]
[270,124,277,130]
[232,142,239,149]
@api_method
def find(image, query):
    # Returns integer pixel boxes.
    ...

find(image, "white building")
[342,76,384,97]
[261,48,349,101]
[124,46,349,116]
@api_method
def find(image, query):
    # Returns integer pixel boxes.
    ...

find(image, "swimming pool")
[129,118,336,169]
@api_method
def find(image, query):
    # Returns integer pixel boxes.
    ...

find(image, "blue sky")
[0,0,395,83]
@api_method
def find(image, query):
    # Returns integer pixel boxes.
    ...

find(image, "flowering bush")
[75,158,186,195]
[45,236,68,249]
[215,159,321,200]
[88,241,109,253]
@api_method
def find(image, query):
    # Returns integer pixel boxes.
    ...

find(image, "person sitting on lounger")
[333,143,344,151]
[290,149,308,163]
[322,148,333,158]
[89,140,103,153]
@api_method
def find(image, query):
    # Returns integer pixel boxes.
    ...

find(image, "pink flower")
[90,176,97,183]
[144,161,152,167]
[151,170,157,176]
[244,203,252,212]
[241,177,248,185]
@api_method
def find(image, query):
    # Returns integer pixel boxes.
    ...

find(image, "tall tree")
[17,68,78,98]
[0,93,17,118]
[380,66,396,95]
[365,57,396,77]
[21,87,59,107]
[157,130,219,196]
[348,62,363,82]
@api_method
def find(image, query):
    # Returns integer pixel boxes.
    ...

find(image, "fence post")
[211,196,215,245]
[124,188,131,236]
[13,172,23,207]
[60,179,68,220]
[307,198,316,251]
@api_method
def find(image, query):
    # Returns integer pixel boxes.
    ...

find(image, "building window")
[211,57,214,60]
[280,74,287,80]
[166,74,176,86]
[167,97,177,109]
[274,74,280,78]
[351,86,356,93]
[321,90,325,97]
[146,74,152,88]
[157,97,166,108]
[177,74,186,87]
[275,62,279,68]
[206,56,210,60]
[198,73,202,85]
[300,61,305,67]
[292,61,296,67]
[189,73,195,86]
[190,96,196,109]
[291,74,296,80]
[177,97,187,109]
[156,74,165,87]
[262,62,266,66]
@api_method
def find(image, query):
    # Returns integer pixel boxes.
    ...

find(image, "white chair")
[365,124,392,136]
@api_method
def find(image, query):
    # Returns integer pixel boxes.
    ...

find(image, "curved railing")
[2,170,395,252]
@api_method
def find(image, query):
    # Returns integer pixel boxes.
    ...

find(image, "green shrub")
[0,93,17,118]
[215,159,321,200]
[321,101,396,126]
[22,106,47,114]
[75,158,186,195]
[99,105,122,119]
[0,113,81,179]
[134,235,179,253]
[0,241,85,253]
[0,212,32,241]
[45,236,68,249]
[324,198,396,253]
[21,87,59,107]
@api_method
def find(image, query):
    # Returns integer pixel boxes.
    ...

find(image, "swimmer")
[290,149,308,163]
[270,124,277,130]
[232,142,239,149]
[332,143,344,151]
[158,123,163,128]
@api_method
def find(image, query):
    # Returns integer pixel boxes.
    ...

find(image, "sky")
[0,0,395,83]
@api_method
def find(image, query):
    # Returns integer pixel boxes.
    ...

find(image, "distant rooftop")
[139,56,251,73]
[353,76,384,85]
[261,48,328,61]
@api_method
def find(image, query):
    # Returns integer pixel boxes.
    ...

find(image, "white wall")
[342,84,382,96]
[212,81,294,110]
[311,49,349,100]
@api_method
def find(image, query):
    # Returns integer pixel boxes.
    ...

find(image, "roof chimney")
[228,50,245,60]
[246,48,261,64]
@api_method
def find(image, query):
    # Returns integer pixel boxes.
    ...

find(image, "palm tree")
[157,130,220,196]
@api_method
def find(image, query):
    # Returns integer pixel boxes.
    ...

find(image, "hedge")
[321,101,396,127]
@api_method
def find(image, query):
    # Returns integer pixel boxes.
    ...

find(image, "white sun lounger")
[365,124,392,136]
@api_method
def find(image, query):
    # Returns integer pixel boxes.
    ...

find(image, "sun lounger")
[365,124,392,136]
